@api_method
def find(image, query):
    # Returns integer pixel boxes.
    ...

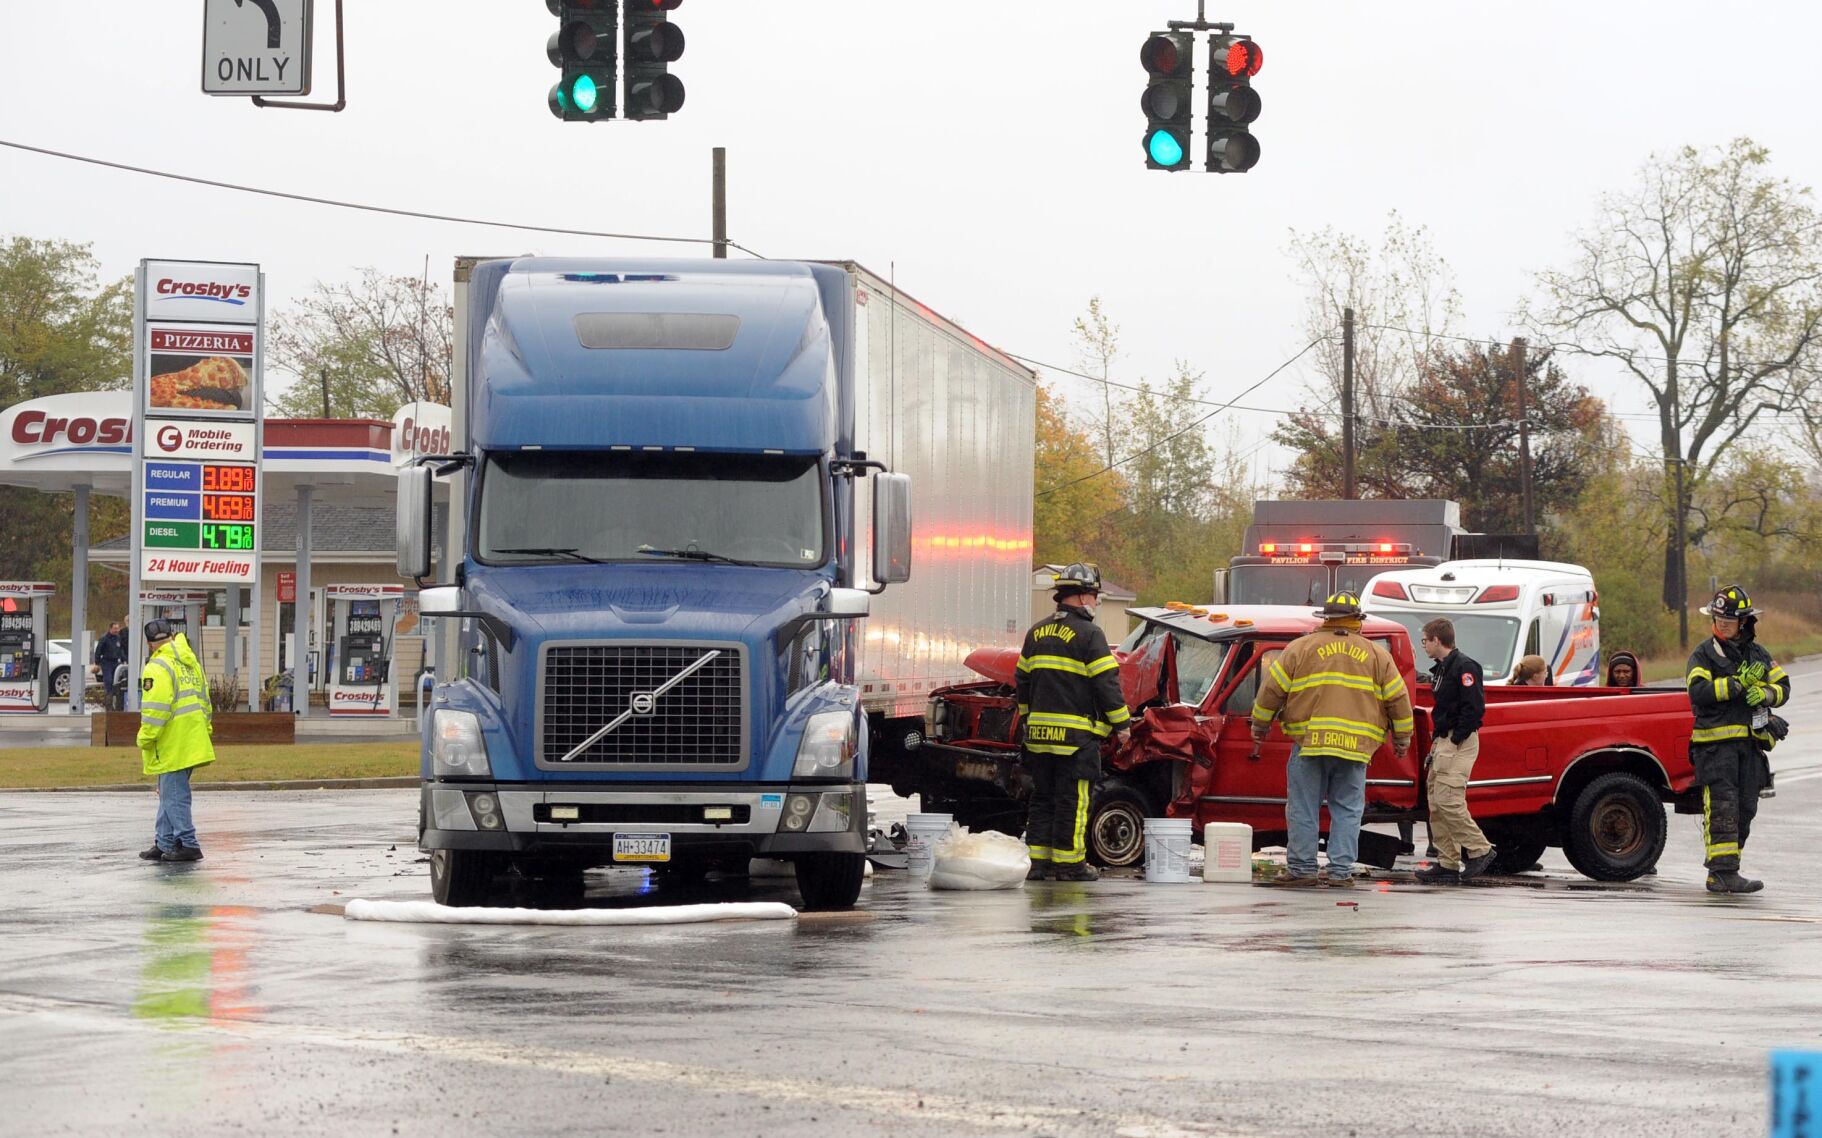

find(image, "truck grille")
[540,644,746,767]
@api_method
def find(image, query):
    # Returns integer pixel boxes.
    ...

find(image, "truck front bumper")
[419,781,866,857]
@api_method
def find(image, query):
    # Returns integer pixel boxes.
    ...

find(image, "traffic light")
[547,0,615,122]
[1140,31,1193,171]
[624,0,686,121]
[1207,34,1262,173]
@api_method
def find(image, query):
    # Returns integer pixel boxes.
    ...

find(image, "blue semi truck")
[397,257,1035,909]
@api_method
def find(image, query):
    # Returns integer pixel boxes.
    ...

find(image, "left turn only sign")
[202,0,313,96]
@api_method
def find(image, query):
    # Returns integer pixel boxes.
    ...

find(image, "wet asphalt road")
[7,675,1822,1136]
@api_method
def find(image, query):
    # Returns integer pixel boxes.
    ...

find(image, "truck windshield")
[1227,565,1330,606]
[478,451,826,568]
[1377,612,1521,677]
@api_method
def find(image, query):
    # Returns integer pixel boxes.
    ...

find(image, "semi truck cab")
[398,258,914,910]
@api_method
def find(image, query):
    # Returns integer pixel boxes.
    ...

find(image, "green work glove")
[1739,662,1766,685]
[1745,684,1767,707]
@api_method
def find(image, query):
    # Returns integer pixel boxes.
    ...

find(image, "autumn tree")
[1536,138,1822,646]
[1032,382,1126,568]
[269,268,453,419]
[0,237,133,629]
[1278,341,1610,533]
[1071,297,1124,469]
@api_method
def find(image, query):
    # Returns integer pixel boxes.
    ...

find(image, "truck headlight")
[432,710,492,778]
[925,697,946,740]
[793,710,856,779]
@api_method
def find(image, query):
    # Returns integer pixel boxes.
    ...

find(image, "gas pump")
[326,585,401,716]
[0,582,55,714]
[138,591,207,646]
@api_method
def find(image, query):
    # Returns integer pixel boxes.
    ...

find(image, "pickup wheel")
[1562,772,1666,882]
[794,851,865,911]
[1088,779,1159,869]
[1485,836,1548,875]
[429,849,508,907]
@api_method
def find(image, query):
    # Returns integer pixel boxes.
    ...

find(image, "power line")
[0,137,767,257]
[1035,336,1326,498]
[1361,319,1818,379]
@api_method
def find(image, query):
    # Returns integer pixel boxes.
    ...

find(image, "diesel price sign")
[141,452,259,584]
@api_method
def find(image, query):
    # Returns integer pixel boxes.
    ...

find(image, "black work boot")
[162,845,204,863]
[1459,846,1499,881]
[1414,863,1460,885]
[1705,870,1763,894]
[138,845,167,861]
[1026,861,1052,882]
[1053,862,1100,882]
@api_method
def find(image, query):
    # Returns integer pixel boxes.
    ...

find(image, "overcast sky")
[4,1,1820,479]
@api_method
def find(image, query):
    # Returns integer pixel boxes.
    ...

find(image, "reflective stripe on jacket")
[1687,637,1789,751]
[1014,606,1130,756]
[1251,624,1413,763]
[137,633,216,777]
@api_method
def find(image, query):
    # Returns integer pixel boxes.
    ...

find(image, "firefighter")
[1015,564,1130,882]
[1251,592,1414,887]
[135,619,216,863]
[1686,585,1788,893]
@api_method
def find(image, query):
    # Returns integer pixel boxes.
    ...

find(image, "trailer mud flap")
[1352,828,1411,870]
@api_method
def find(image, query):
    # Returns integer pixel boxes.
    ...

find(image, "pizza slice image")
[150,356,249,411]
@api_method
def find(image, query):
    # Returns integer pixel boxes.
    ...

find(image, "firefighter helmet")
[1053,562,1103,597]
[1700,584,1758,620]
[1313,591,1364,620]
[142,618,176,645]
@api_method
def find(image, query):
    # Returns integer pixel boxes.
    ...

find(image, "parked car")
[46,638,71,700]
[918,605,1697,878]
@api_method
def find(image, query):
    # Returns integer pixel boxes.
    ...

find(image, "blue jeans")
[1285,746,1367,879]
[155,769,198,851]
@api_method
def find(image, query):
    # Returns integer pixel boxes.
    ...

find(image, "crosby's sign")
[391,402,452,467]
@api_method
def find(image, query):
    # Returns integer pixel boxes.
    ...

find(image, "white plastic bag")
[927,824,1030,890]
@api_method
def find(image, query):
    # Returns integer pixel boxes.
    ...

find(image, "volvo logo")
[629,692,658,715]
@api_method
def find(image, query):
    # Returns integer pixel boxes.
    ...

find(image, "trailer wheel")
[430,849,507,907]
[1562,772,1665,882]
[1088,779,1158,869]
[794,852,865,911]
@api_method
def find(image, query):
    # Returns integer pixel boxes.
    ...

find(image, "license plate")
[956,758,1000,783]
[612,833,671,863]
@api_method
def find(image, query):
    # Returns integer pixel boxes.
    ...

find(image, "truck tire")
[794,852,865,911]
[430,849,506,907]
[1562,772,1666,882]
[1479,821,1548,875]
[1089,779,1158,869]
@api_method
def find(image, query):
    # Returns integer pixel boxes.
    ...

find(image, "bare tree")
[1071,297,1122,469]
[1286,211,1463,433]
[268,268,453,419]
[1535,139,1822,647]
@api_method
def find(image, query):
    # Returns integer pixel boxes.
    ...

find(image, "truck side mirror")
[1212,568,1229,605]
[872,473,913,586]
[397,465,434,579]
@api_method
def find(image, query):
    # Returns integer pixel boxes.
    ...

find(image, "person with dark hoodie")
[1605,651,1640,688]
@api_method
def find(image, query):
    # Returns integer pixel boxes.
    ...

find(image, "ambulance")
[1362,560,1601,686]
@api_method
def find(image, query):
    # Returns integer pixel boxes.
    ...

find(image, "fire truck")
[1214,499,1534,606]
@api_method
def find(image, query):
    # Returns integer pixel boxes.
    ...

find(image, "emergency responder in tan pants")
[1416,617,1497,884]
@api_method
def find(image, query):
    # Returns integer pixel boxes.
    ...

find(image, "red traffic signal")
[1215,38,1263,78]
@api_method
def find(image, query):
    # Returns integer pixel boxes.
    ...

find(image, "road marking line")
[0,992,1247,1137]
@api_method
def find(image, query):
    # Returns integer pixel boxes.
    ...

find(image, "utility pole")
[712,147,728,259]
[1342,307,1356,499]
[1674,458,1689,649]
[319,367,331,418]
[1511,337,1534,533]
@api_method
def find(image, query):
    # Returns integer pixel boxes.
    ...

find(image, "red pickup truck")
[905,605,1698,880]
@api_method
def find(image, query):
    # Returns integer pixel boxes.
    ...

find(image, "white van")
[1362,560,1600,686]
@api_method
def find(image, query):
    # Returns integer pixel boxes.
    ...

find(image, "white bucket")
[903,813,953,878]
[1143,818,1194,884]
[1200,822,1254,883]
